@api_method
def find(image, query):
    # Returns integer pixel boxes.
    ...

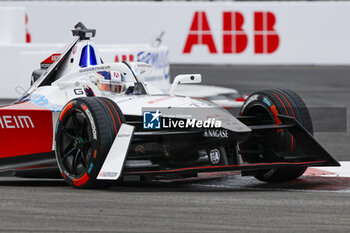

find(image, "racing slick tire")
[239,89,313,182]
[55,97,125,188]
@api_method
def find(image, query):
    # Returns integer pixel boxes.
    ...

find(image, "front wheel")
[240,89,313,182]
[55,97,125,188]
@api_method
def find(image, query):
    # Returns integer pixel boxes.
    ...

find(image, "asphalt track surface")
[1,65,350,232]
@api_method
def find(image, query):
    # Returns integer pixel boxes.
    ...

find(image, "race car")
[0,22,339,188]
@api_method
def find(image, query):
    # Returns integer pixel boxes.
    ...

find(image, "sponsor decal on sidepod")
[0,115,34,129]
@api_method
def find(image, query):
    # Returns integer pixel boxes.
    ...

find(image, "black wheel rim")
[57,109,93,178]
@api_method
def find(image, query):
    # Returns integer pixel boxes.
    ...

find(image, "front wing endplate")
[97,124,134,180]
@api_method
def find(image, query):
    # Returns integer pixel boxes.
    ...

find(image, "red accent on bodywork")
[235,98,246,102]
[0,104,53,158]
[147,96,172,104]
[15,164,56,171]
[73,173,89,187]
[41,53,61,64]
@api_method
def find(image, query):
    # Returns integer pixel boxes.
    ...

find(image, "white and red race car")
[0,23,339,188]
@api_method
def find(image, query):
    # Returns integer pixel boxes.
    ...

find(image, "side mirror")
[169,74,201,94]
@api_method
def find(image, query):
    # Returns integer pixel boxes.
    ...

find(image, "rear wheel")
[239,89,313,182]
[55,97,125,188]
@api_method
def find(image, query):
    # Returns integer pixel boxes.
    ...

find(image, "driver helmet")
[93,71,126,94]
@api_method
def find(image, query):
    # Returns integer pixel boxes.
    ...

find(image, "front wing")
[98,115,339,180]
